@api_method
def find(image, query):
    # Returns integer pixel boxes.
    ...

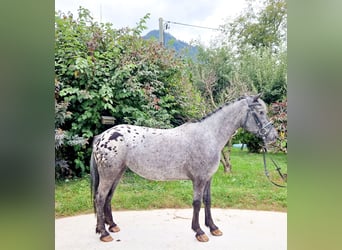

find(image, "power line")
[158,18,227,46]
[165,20,226,32]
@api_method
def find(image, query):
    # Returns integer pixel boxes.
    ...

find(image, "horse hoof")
[109,225,120,233]
[196,233,209,242]
[100,235,113,242]
[211,229,223,236]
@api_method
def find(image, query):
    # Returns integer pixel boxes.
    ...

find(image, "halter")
[243,102,274,139]
[243,102,287,188]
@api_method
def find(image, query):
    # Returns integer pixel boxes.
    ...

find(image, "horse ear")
[253,93,262,102]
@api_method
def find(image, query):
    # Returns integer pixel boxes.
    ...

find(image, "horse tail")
[90,136,100,215]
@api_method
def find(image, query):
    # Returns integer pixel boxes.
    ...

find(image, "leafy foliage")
[192,0,287,105]
[55,79,88,179]
[194,46,235,106]
[218,0,287,104]
[224,0,287,51]
[237,47,287,103]
[269,99,287,153]
[55,8,203,178]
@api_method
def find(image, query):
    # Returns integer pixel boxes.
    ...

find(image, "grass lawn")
[55,148,287,217]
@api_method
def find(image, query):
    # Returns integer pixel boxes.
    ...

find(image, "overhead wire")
[165,20,226,32]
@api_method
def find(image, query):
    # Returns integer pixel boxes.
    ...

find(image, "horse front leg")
[203,179,223,236]
[191,179,209,242]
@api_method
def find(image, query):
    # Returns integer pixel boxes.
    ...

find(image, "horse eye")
[259,111,264,115]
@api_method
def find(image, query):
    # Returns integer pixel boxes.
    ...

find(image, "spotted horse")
[90,94,278,242]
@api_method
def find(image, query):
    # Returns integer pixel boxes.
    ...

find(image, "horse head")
[242,94,278,144]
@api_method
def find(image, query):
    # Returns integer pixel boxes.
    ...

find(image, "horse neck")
[198,99,248,150]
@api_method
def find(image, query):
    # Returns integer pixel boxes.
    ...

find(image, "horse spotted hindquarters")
[90,94,278,242]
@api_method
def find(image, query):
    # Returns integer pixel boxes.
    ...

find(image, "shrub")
[269,99,287,153]
[55,79,88,179]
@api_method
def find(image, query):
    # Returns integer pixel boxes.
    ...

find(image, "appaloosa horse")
[90,94,277,242]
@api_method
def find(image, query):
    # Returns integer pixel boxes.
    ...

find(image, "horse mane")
[192,96,247,123]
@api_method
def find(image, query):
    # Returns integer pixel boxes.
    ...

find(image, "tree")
[238,47,287,103]
[223,0,287,52]
[218,0,287,104]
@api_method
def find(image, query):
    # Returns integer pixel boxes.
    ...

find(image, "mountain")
[142,30,198,59]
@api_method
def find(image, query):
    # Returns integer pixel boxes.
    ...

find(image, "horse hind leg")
[105,202,120,233]
[104,184,120,233]
[95,179,115,242]
[104,168,126,233]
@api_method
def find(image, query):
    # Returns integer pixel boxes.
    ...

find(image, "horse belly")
[126,149,190,181]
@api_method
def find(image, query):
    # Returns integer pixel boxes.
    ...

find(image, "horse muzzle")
[259,122,278,144]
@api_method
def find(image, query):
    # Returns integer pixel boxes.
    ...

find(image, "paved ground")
[55,208,287,250]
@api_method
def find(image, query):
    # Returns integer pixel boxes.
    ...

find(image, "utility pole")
[159,17,164,46]
[99,4,102,22]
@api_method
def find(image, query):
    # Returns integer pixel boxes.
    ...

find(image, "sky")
[55,0,247,46]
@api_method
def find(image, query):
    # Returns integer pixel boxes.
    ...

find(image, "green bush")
[55,79,88,179]
[269,99,287,153]
[55,8,203,178]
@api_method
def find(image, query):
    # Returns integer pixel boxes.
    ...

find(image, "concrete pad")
[55,208,287,250]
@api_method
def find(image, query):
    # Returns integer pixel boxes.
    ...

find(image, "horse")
[90,94,278,242]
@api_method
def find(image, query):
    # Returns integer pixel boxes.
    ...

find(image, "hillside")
[143,30,198,59]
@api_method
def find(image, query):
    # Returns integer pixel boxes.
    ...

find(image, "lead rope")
[262,146,287,188]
